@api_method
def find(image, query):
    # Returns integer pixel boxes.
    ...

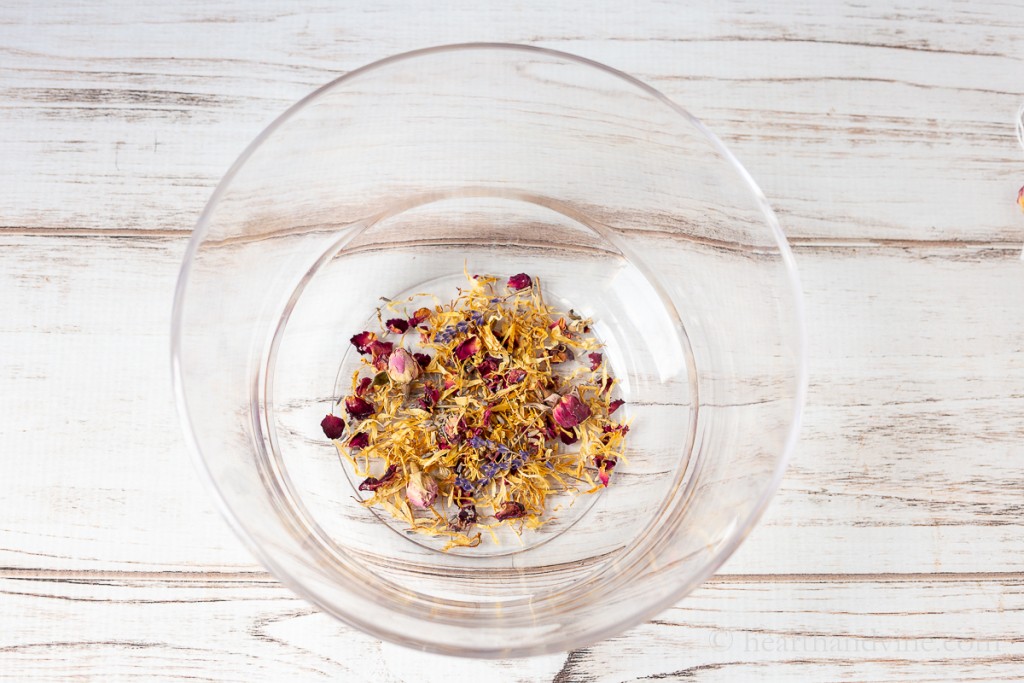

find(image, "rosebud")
[387,348,421,383]
[552,394,591,429]
[406,466,439,508]
[507,273,532,291]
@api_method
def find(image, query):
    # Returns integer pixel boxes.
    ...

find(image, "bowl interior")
[173,44,805,656]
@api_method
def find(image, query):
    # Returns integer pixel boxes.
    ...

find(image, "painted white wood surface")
[1,1,1023,680]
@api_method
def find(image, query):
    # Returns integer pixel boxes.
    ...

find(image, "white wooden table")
[3,2,1023,680]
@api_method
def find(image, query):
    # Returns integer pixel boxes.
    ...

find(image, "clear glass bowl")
[172,44,806,658]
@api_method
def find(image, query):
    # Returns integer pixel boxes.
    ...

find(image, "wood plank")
[0,574,1021,680]
[1,1,1021,241]
[0,234,1021,574]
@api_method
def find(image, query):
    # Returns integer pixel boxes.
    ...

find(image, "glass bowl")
[172,43,806,658]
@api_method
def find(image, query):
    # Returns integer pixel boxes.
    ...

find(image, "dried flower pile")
[319,272,629,550]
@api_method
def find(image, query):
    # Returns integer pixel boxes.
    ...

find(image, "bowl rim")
[170,41,808,658]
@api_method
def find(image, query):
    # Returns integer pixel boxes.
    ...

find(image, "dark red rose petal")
[344,395,375,420]
[355,376,373,397]
[358,464,398,492]
[386,318,409,334]
[559,428,578,445]
[477,355,500,377]
[507,273,532,291]
[450,504,478,532]
[594,456,616,487]
[602,424,630,438]
[552,394,591,429]
[588,352,603,371]
[320,414,345,440]
[367,340,393,359]
[454,336,481,361]
[347,432,369,450]
[608,398,625,415]
[350,331,376,355]
[413,352,431,368]
[494,500,527,521]
[408,307,432,326]
[506,368,527,385]
[601,377,614,394]
[367,340,394,371]
[418,382,440,411]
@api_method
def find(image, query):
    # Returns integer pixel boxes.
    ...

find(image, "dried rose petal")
[386,318,409,334]
[601,377,614,394]
[413,352,431,368]
[347,432,369,450]
[368,339,394,371]
[355,376,373,397]
[559,429,578,445]
[407,469,439,508]
[595,456,616,487]
[507,273,532,291]
[588,352,603,371]
[444,415,468,443]
[494,501,526,521]
[542,419,558,440]
[344,395,375,420]
[358,464,398,492]
[388,348,421,383]
[443,377,456,390]
[367,340,393,359]
[350,331,376,355]
[450,504,477,532]
[602,424,630,438]
[477,355,500,377]
[418,382,440,411]
[454,335,481,361]
[408,307,432,326]
[320,414,345,440]
[552,394,591,429]
[608,398,625,415]
[548,344,574,364]
[506,368,527,385]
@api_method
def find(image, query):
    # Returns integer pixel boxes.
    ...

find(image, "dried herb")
[320,414,346,440]
[324,272,631,549]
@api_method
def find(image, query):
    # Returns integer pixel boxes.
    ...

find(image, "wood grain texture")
[2,1,1024,679]
[1,575,1020,681]
[1,1,1022,241]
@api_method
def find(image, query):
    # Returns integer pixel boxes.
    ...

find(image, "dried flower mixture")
[320,272,629,550]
